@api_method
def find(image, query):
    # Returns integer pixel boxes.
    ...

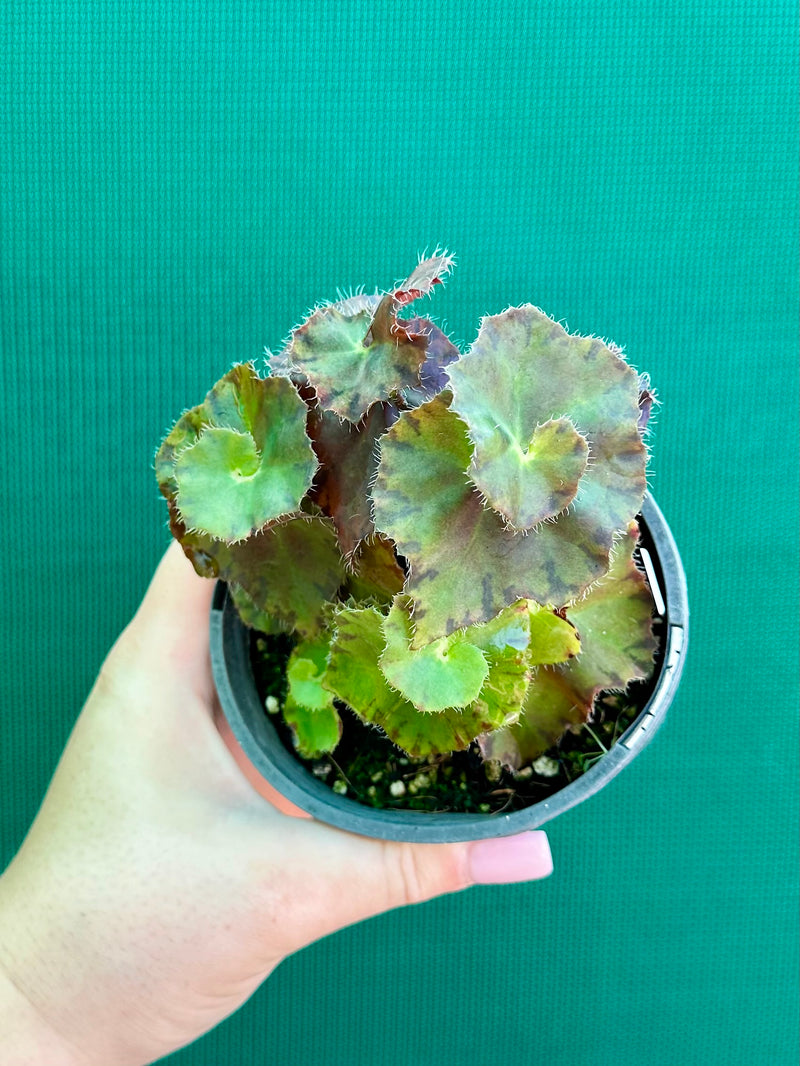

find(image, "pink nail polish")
[468,830,553,884]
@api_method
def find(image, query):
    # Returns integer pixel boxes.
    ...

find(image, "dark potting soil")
[248,617,663,816]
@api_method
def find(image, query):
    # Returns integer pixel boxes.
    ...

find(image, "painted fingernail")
[468,830,553,884]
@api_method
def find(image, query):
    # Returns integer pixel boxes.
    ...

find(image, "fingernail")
[468,830,553,885]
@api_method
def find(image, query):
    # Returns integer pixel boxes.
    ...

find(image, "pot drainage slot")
[621,625,685,751]
[639,547,665,616]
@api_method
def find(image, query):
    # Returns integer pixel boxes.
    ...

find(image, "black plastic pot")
[211,494,688,842]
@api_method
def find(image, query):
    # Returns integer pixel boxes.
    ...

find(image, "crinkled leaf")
[285,305,427,422]
[527,603,581,665]
[399,317,462,407]
[306,401,395,555]
[479,667,588,769]
[325,607,510,757]
[448,306,647,531]
[225,515,346,636]
[312,290,459,409]
[158,425,345,639]
[164,365,317,542]
[159,497,221,579]
[461,601,532,727]
[282,698,343,758]
[562,522,657,692]
[155,406,212,495]
[286,637,337,713]
[372,395,610,646]
[344,534,407,605]
[480,523,656,767]
[228,583,289,635]
[163,513,343,635]
[379,598,489,713]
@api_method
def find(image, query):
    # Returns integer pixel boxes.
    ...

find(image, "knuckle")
[394,843,427,905]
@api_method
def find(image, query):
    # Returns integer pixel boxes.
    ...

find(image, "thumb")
[266,824,554,953]
[270,823,554,953]
[377,830,554,909]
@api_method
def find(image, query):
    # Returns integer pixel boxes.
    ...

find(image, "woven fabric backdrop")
[2,2,798,1064]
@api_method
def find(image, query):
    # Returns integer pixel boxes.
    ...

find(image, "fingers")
[262,822,553,953]
[136,539,216,631]
[127,540,216,676]
[381,831,554,906]
[212,699,313,817]
[463,831,553,885]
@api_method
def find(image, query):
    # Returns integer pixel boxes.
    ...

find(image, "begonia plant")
[155,253,657,774]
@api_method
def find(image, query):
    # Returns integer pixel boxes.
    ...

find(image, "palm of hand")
[0,544,550,1066]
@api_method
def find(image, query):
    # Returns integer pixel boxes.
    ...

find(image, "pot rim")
[210,493,689,842]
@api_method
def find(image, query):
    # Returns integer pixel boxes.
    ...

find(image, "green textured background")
[2,2,797,1063]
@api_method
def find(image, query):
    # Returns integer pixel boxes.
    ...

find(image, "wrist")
[0,867,93,1066]
[0,946,89,1066]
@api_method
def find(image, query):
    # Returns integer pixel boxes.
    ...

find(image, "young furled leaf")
[282,637,343,758]
[306,400,395,557]
[281,254,453,422]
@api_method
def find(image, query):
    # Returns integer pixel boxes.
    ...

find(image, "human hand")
[0,542,552,1066]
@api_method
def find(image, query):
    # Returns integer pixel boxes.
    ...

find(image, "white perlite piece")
[265,695,279,714]
[389,780,407,797]
[533,755,560,777]
[408,773,430,794]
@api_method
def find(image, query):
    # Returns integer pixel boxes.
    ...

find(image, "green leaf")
[448,306,647,531]
[325,607,511,757]
[227,583,289,635]
[527,603,581,665]
[379,598,490,713]
[281,636,343,759]
[479,667,588,769]
[286,637,337,713]
[155,406,212,496]
[460,600,532,727]
[168,513,345,635]
[372,395,611,646]
[158,389,345,636]
[283,254,454,422]
[282,635,343,758]
[169,365,317,542]
[284,306,427,423]
[282,698,343,758]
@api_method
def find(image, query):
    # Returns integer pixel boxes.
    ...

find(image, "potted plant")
[155,252,688,843]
